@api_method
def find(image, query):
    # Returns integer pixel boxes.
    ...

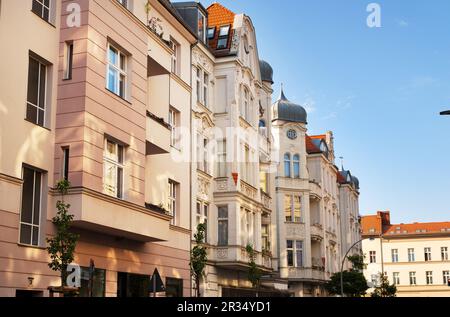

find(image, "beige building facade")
[0,0,197,297]
[362,211,450,297]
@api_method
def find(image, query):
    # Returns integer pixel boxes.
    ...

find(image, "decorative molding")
[0,173,23,186]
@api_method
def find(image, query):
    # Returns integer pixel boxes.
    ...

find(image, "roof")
[157,0,198,41]
[272,88,307,124]
[260,60,274,84]
[361,211,450,237]
[207,3,236,55]
[336,170,346,184]
[306,135,321,154]
[310,134,326,140]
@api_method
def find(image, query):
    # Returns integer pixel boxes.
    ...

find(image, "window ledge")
[105,88,132,105]
[24,118,51,132]
[31,10,56,28]
[17,243,46,250]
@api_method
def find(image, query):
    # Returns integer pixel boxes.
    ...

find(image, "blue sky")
[175,0,450,223]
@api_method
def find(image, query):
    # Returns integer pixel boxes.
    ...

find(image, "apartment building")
[362,211,450,297]
[272,91,361,297]
[0,0,197,297]
[173,2,281,296]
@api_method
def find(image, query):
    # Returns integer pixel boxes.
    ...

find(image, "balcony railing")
[240,180,258,200]
[261,190,272,210]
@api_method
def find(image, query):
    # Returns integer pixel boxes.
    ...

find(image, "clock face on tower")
[287,129,298,140]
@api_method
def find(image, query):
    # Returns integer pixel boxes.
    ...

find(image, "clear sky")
[174,0,450,224]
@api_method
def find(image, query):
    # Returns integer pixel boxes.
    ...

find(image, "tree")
[246,244,262,289]
[190,223,208,297]
[325,254,368,297]
[46,180,79,291]
[371,274,397,297]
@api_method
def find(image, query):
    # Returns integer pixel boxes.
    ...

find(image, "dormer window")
[217,25,230,49]
[207,27,215,40]
[198,11,207,43]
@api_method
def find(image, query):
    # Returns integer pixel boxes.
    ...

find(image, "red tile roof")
[310,134,326,140]
[207,3,235,53]
[336,170,346,184]
[305,135,321,154]
[362,211,450,237]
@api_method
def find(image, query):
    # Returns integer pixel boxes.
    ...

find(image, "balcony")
[310,223,324,241]
[209,246,273,272]
[276,177,309,190]
[146,111,171,155]
[283,267,326,282]
[311,257,325,271]
[240,180,258,201]
[64,188,171,242]
[261,190,272,211]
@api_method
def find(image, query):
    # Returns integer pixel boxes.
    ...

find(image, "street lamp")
[339,234,384,297]
[440,111,450,115]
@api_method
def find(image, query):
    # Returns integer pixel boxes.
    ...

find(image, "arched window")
[259,119,266,136]
[259,119,266,128]
[284,153,291,177]
[293,154,300,178]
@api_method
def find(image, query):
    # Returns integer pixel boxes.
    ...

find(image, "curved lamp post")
[339,235,383,297]
[441,111,450,115]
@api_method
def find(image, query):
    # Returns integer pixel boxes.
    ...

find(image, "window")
[32,0,51,22]
[20,166,43,246]
[408,248,415,262]
[168,180,178,226]
[284,153,291,177]
[441,247,448,261]
[103,140,124,199]
[197,136,209,173]
[293,154,300,178]
[424,247,432,261]
[198,11,206,43]
[244,146,251,184]
[261,224,269,251]
[284,195,292,222]
[443,271,450,285]
[79,267,106,297]
[259,120,267,136]
[63,41,74,80]
[196,68,209,107]
[293,196,301,222]
[217,25,230,49]
[371,274,379,287]
[26,55,48,127]
[426,271,433,285]
[393,272,400,285]
[218,206,228,246]
[170,38,180,75]
[259,171,268,193]
[409,272,416,285]
[195,201,208,243]
[117,0,128,8]
[216,139,227,177]
[241,88,251,122]
[165,278,183,297]
[107,44,127,98]
[391,249,398,263]
[196,67,201,104]
[286,240,303,267]
[62,147,70,181]
[203,73,209,108]
[169,108,179,148]
[369,251,376,263]
[207,27,215,40]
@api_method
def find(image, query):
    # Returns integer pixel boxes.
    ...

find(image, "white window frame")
[409,272,416,285]
[170,38,180,76]
[106,43,127,99]
[168,180,178,226]
[443,271,450,285]
[169,107,179,149]
[424,247,432,261]
[117,0,128,9]
[393,272,400,285]
[441,247,448,261]
[103,139,125,199]
[369,251,376,263]
[63,41,74,80]
[261,224,270,251]
[19,166,43,247]
[32,0,51,22]
[26,55,47,127]
[426,271,433,285]
[408,248,415,262]
[218,206,228,246]
[216,139,227,177]
[293,154,300,178]
[284,194,302,223]
[391,249,398,263]
[286,240,303,268]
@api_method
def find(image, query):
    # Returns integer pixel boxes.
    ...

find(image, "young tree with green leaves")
[46,180,79,292]
[371,273,397,297]
[190,223,208,297]
[246,244,262,289]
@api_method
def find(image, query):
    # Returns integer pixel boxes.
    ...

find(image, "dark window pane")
[32,226,39,246]
[20,224,32,245]
[79,267,106,297]
[33,172,41,225]
[117,168,123,198]
[43,0,50,7]
[26,104,38,124]
[27,57,39,105]
[38,109,44,126]
[43,7,49,21]
[21,168,34,223]
[32,0,42,17]
[287,250,294,266]
[165,278,183,297]
[39,63,46,109]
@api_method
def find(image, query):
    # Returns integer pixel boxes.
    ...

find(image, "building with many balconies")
[0,0,197,297]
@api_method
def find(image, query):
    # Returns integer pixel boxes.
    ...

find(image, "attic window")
[207,27,215,40]
[217,25,230,49]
